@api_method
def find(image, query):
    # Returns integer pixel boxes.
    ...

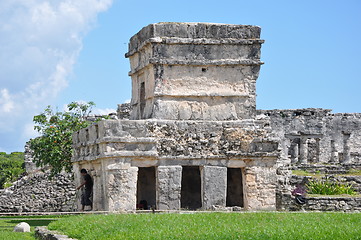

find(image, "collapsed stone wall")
[277,173,361,212]
[0,171,76,213]
[258,108,361,211]
[258,108,361,165]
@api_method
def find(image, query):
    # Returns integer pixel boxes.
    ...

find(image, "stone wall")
[276,166,361,211]
[72,118,279,211]
[126,23,264,121]
[0,171,76,212]
[258,108,361,165]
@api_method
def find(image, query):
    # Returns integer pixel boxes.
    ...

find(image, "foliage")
[29,102,97,177]
[48,212,361,240]
[0,152,25,189]
[307,179,356,195]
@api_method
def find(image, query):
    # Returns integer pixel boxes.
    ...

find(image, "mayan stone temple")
[72,22,361,212]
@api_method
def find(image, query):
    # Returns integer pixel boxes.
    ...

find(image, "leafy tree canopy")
[29,101,97,177]
[0,152,25,188]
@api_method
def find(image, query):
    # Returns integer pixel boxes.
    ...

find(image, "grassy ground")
[0,215,60,240]
[48,212,361,240]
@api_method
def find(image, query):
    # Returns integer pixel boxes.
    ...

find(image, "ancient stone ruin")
[72,22,278,211]
[0,22,359,214]
[71,22,361,212]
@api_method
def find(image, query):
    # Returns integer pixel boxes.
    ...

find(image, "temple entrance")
[226,168,244,207]
[137,167,156,210]
[181,166,202,210]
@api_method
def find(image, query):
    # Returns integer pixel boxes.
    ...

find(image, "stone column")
[299,137,308,164]
[106,166,138,211]
[243,167,258,210]
[243,165,276,211]
[343,132,351,164]
[91,165,103,211]
[315,138,321,163]
[291,142,299,164]
[156,166,182,210]
[330,140,339,163]
[201,166,227,210]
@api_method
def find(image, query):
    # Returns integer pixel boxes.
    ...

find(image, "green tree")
[0,152,25,188]
[29,101,97,177]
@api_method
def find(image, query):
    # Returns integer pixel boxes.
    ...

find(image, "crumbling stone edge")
[35,226,76,240]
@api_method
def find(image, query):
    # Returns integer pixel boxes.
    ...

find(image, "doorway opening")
[226,168,244,207]
[137,167,156,210]
[181,166,202,210]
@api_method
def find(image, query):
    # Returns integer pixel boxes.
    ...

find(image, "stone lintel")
[285,133,323,139]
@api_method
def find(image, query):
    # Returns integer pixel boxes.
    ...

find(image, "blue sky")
[1,0,360,153]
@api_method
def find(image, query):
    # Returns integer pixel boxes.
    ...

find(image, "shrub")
[306,179,356,195]
[0,152,25,188]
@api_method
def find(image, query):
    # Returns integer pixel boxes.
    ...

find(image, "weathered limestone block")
[202,166,227,209]
[244,164,277,210]
[106,164,138,211]
[156,166,182,210]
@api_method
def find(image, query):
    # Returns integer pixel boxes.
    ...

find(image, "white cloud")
[0,0,113,152]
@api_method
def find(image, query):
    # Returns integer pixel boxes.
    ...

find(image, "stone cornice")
[128,58,263,76]
[125,37,264,57]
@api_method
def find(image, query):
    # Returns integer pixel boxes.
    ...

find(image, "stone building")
[72,22,279,211]
[72,22,361,212]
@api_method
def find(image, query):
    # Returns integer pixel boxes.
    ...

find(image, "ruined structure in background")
[72,22,361,212]
[72,23,279,211]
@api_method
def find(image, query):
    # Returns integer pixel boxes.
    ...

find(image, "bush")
[0,152,25,188]
[307,179,356,195]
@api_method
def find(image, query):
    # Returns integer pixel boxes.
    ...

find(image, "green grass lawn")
[0,216,60,240]
[48,212,361,240]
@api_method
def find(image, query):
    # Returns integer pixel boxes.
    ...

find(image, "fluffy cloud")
[0,0,113,152]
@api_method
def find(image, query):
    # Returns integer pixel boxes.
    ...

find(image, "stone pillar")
[106,165,138,211]
[299,137,308,164]
[291,142,299,164]
[91,165,103,211]
[243,167,257,210]
[330,140,339,163]
[315,138,321,163]
[156,166,182,210]
[343,132,351,164]
[201,166,227,210]
[243,165,276,211]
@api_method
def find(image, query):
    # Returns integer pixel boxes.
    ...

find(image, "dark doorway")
[137,167,156,210]
[181,166,202,210]
[226,168,244,207]
[139,82,145,118]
